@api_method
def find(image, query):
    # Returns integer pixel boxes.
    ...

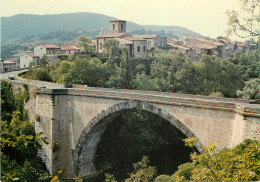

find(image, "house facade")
[0,59,16,72]
[34,45,61,58]
[20,51,40,68]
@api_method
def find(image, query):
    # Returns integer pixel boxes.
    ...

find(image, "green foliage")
[78,35,92,53]
[133,72,158,91]
[154,175,175,182]
[172,162,194,181]
[125,156,157,182]
[63,57,109,86]
[1,80,16,121]
[1,80,50,181]
[181,138,260,181]
[32,68,52,82]
[105,173,117,182]
[50,60,73,83]
[238,49,260,79]
[237,78,260,99]
[40,55,50,70]
[35,114,41,122]
[104,39,120,55]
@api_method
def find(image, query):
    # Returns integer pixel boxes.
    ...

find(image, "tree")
[181,138,260,181]
[103,39,120,55]
[78,35,93,54]
[227,0,260,41]
[237,78,260,99]
[40,55,49,70]
[107,46,116,68]
[120,47,132,88]
[125,156,157,182]
[32,68,52,82]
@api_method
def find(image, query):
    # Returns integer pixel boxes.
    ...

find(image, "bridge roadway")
[39,87,260,117]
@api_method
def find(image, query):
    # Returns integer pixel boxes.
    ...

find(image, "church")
[95,19,167,58]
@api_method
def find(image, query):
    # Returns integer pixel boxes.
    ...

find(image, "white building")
[34,44,61,58]
[0,59,16,72]
[20,51,40,68]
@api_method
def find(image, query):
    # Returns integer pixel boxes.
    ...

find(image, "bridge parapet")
[38,88,260,118]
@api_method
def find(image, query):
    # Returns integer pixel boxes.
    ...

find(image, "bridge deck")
[38,87,260,117]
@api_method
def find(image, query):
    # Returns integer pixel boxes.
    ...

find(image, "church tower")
[109,19,126,33]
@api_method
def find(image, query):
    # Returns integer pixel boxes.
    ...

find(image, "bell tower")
[109,19,126,33]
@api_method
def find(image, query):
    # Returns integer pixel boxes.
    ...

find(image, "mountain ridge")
[1,12,202,42]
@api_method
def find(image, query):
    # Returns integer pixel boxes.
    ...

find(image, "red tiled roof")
[26,53,39,57]
[96,32,130,38]
[114,38,133,45]
[133,34,158,39]
[124,36,146,41]
[3,60,16,64]
[61,41,81,50]
[36,44,61,48]
[167,43,191,50]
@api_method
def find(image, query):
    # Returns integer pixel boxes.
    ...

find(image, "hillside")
[2,12,202,42]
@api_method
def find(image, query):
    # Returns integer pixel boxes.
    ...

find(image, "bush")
[32,68,52,82]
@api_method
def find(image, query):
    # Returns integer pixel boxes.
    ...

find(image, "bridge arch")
[73,101,203,177]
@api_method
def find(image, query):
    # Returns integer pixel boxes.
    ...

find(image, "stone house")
[34,44,61,58]
[133,34,167,50]
[20,51,40,68]
[0,59,16,72]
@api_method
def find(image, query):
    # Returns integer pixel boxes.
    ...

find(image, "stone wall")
[133,40,147,58]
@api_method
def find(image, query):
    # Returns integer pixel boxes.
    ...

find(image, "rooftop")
[36,44,61,49]
[109,19,126,22]
[3,60,16,64]
[96,32,130,38]
[133,34,159,39]
[61,41,81,50]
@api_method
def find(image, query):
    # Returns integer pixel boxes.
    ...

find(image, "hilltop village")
[0,19,258,72]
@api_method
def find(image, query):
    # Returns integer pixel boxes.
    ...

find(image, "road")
[1,69,28,80]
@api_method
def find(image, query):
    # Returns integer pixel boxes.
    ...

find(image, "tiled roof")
[109,19,126,22]
[3,60,16,64]
[36,44,61,48]
[26,53,39,58]
[167,43,191,50]
[133,34,158,39]
[96,32,130,38]
[114,38,133,45]
[124,36,146,41]
[61,41,81,50]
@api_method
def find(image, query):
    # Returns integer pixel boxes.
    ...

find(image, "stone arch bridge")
[29,87,260,178]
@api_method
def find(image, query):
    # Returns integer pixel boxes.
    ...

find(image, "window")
[143,46,146,52]
[121,24,124,30]
[100,42,103,49]
[137,46,140,52]
[113,24,115,30]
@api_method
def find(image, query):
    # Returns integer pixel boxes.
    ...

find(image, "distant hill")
[2,12,202,42]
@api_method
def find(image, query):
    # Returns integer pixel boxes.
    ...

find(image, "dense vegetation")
[22,43,260,99]
[1,80,50,181]
[105,138,260,181]
[95,109,194,181]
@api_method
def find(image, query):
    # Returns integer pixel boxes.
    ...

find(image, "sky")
[1,0,243,40]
